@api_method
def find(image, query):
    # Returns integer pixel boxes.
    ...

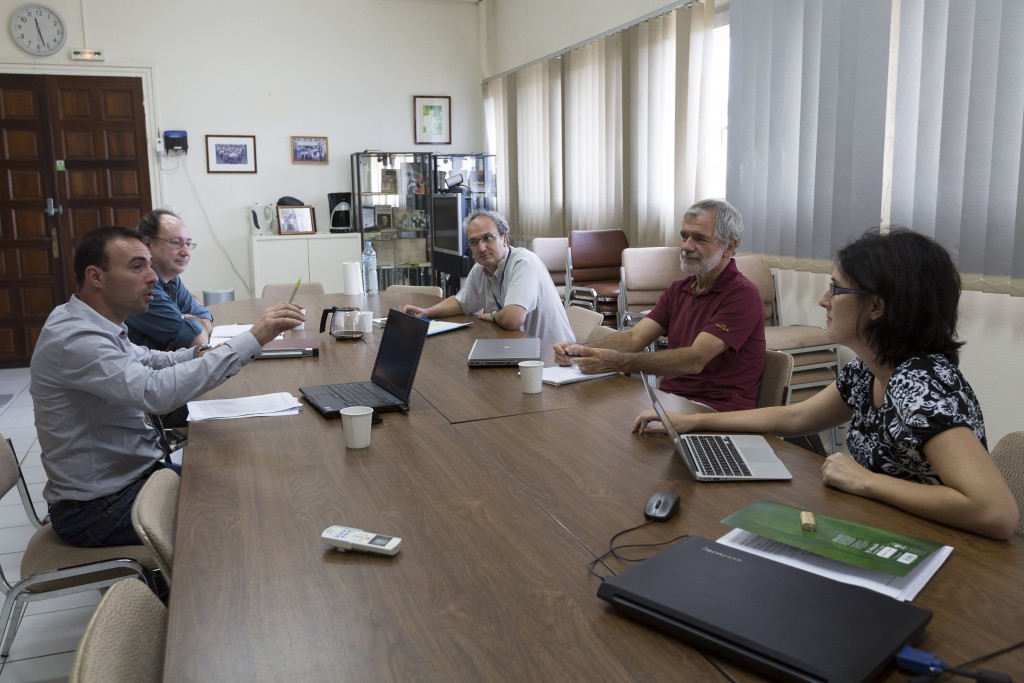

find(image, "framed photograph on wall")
[206,135,257,173]
[291,136,328,164]
[413,95,451,144]
[277,205,316,235]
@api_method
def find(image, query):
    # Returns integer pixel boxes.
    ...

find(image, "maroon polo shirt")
[646,258,766,411]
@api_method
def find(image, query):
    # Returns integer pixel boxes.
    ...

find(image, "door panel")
[0,73,151,368]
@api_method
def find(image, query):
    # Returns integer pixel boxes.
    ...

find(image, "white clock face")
[9,4,67,57]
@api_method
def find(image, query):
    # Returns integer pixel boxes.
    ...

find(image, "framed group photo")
[291,136,328,164]
[413,95,451,145]
[277,205,316,235]
[206,135,257,173]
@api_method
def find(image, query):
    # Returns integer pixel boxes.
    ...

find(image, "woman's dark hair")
[837,228,963,366]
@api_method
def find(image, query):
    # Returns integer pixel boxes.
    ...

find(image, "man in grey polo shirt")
[401,209,574,344]
[30,226,304,548]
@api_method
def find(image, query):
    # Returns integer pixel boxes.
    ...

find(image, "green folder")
[722,501,944,577]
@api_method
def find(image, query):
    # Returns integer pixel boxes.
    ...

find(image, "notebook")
[258,334,320,359]
[597,535,931,683]
[541,364,618,386]
[641,373,791,481]
[467,337,541,367]
[299,309,429,418]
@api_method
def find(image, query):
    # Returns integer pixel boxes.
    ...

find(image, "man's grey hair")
[463,209,510,236]
[684,199,743,245]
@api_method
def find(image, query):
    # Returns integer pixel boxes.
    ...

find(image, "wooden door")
[0,74,151,368]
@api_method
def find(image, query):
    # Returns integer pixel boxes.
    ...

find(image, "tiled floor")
[0,367,95,683]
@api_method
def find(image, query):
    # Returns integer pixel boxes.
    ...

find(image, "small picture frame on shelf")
[206,135,257,173]
[277,205,316,235]
[361,205,376,229]
[374,205,393,230]
[413,95,451,145]
[400,162,427,195]
[291,136,328,164]
[380,168,398,194]
[393,209,426,231]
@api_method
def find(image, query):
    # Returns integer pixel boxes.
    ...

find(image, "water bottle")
[361,241,379,294]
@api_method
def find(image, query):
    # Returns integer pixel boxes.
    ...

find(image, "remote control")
[321,525,401,556]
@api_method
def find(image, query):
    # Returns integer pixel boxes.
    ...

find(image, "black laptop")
[299,309,429,418]
[597,536,931,683]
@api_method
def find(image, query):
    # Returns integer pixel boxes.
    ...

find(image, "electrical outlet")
[155,137,165,155]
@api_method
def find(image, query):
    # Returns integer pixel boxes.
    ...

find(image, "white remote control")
[321,525,401,556]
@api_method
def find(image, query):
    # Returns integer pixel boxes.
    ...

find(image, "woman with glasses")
[633,228,1019,539]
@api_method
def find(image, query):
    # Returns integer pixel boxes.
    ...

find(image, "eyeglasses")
[468,233,499,249]
[828,281,870,297]
[150,236,197,251]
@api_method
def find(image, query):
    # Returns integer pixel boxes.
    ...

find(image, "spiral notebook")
[541,365,617,386]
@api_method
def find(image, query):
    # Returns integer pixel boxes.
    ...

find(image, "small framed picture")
[361,205,376,229]
[380,168,398,194]
[277,205,316,235]
[413,95,451,145]
[374,205,393,230]
[206,135,257,173]
[291,136,328,164]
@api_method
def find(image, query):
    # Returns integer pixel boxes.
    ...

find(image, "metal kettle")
[320,306,363,339]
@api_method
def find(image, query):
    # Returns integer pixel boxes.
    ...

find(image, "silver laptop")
[640,373,791,481]
[467,337,541,367]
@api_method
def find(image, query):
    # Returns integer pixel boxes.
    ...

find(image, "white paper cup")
[519,360,544,394]
[296,308,306,330]
[358,310,374,333]
[340,406,374,449]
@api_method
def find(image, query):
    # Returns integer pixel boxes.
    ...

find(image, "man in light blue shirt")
[126,209,213,350]
[30,226,303,547]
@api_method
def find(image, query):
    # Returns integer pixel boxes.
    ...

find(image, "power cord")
[898,642,1022,682]
[586,519,690,579]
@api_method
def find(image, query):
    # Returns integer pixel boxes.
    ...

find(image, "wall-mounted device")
[249,203,278,235]
[163,130,188,153]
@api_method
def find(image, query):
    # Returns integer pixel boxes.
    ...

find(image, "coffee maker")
[328,192,351,232]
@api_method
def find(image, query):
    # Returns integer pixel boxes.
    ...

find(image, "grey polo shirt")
[455,246,575,344]
[30,295,262,503]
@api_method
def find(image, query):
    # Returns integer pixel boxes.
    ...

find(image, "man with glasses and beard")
[554,199,766,412]
[400,209,574,345]
[126,209,213,351]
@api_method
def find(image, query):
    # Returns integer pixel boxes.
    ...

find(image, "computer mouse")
[644,491,680,522]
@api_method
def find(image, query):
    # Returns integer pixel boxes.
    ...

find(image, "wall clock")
[9,4,67,57]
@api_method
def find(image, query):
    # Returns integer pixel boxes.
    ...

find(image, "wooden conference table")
[164,292,1024,682]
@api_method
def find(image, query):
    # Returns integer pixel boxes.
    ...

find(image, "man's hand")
[400,304,429,317]
[552,341,577,366]
[249,303,304,345]
[561,344,623,374]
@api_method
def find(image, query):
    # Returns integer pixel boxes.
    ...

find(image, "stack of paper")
[718,501,953,601]
[541,365,618,386]
[187,392,302,421]
[211,324,283,344]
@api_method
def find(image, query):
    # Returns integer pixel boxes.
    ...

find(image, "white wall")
[2,0,483,299]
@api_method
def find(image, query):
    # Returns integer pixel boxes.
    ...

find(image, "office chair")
[70,578,167,683]
[261,281,327,299]
[131,469,179,584]
[565,229,629,325]
[0,436,158,658]
[384,284,444,298]
[991,431,1024,537]
[617,246,680,328]
[757,350,794,409]
[530,237,569,300]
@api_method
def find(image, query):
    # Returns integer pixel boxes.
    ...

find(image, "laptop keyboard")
[319,382,401,407]
[688,435,751,477]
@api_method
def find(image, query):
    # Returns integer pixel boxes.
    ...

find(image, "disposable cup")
[296,308,306,330]
[519,360,544,394]
[340,406,373,449]
[358,310,374,333]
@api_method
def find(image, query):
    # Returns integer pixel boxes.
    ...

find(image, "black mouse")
[644,491,680,522]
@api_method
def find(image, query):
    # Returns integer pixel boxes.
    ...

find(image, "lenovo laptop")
[598,535,931,683]
[467,337,541,367]
[299,309,429,418]
[641,373,792,481]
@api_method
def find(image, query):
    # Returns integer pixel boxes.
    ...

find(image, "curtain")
[890,0,1024,294]
[483,1,719,247]
[727,0,891,271]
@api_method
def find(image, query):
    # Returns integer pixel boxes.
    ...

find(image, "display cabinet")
[351,151,433,289]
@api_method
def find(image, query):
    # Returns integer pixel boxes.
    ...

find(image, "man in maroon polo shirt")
[553,199,765,412]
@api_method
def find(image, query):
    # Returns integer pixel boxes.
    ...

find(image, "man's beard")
[679,246,725,276]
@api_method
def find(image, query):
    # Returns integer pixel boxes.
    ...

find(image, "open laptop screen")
[370,309,429,403]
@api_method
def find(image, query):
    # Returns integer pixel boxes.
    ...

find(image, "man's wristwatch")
[193,344,213,359]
